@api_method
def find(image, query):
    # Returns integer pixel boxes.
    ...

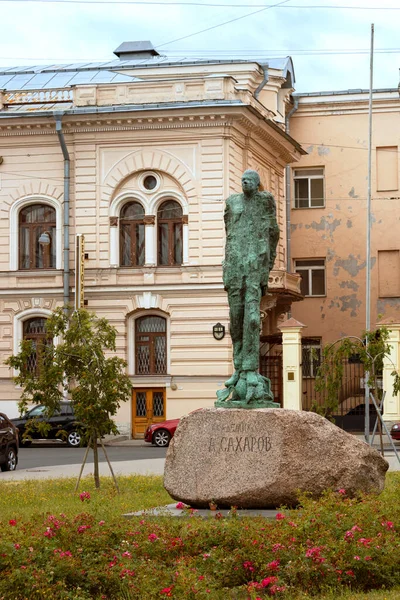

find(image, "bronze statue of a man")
[216,170,279,407]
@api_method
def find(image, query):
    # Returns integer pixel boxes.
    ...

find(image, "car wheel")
[153,429,171,447]
[1,448,17,472]
[67,430,81,447]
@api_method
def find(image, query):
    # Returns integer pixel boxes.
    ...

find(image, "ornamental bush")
[1,474,400,599]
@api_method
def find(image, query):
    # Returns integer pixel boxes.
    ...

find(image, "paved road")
[17,443,167,470]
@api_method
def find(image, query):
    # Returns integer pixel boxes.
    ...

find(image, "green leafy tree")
[6,308,132,489]
[313,327,392,420]
[312,326,399,455]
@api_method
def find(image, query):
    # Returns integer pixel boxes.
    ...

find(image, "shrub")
[0,474,399,599]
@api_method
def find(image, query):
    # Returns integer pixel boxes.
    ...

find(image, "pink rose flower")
[261,576,278,588]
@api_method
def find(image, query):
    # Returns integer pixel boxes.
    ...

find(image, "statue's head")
[241,170,260,196]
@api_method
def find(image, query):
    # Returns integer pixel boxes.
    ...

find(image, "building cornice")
[293,93,400,117]
[0,106,304,163]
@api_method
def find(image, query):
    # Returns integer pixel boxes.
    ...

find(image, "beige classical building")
[0,42,303,435]
[288,87,400,422]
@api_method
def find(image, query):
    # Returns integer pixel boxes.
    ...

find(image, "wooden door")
[132,388,166,438]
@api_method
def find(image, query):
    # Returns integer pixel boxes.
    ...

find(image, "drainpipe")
[254,64,269,99]
[285,97,299,275]
[54,113,70,311]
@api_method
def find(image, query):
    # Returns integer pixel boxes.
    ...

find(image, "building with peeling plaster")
[0,42,304,436]
[288,88,400,423]
[1,42,400,433]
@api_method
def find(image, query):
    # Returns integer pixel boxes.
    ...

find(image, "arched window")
[19,204,56,270]
[120,201,145,267]
[23,317,51,375]
[135,316,167,374]
[157,200,183,266]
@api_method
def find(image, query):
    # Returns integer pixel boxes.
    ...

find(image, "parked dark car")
[0,412,18,471]
[390,422,400,441]
[333,402,381,432]
[11,402,83,447]
[144,418,180,447]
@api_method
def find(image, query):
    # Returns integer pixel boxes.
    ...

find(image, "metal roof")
[0,98,243,116]
[0,54,294,92]
[293,87,398,97]
[0,67,140,91]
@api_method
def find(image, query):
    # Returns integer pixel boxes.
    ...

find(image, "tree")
[312,326,400,456]
[6,308,132,489]
[314,327,391,421]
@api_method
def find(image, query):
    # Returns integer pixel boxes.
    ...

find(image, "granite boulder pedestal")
[163,408,389,509]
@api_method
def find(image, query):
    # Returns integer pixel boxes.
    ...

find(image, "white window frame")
[294,259,326,297]
[109,189,189,268]
[12,308,60,377]
[127,309,171,377]
[10,196,63,271]
[302,340,322,379]
[293,168,325,209]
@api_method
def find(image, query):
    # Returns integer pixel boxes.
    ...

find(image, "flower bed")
[0,474,399,599]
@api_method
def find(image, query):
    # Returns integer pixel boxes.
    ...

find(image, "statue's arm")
[257,193,280,286]
[267,193,279,270]
[224,195,236,230]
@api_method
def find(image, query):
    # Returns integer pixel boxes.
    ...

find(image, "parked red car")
[144,419,180,447]
[390,422,400,441]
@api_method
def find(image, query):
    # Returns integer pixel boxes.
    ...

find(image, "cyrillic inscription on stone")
[208,435,271,453]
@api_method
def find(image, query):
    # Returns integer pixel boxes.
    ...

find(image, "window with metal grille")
[23,317,52,375]
[19,204,56,270]
[153,391,165,417]
[295,259,326,296]
[157,200,183,266]
[135,316,167,375]
[119,201,145,267]
[294,168,324,208]
[135,392,147,417]
[302,339,322,378]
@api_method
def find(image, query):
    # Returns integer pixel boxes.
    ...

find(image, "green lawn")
[0,473,399,599]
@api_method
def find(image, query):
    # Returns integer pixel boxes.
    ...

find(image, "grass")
[0,475,172,523]
[287,592,400,600]
[0,473,399,599]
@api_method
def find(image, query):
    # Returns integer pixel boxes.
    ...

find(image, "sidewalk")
[2,452,399,482]
[0,457,166,481]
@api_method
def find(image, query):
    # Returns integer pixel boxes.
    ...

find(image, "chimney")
[113,41,160,61]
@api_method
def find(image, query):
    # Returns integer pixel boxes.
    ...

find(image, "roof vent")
[113,41,160,61]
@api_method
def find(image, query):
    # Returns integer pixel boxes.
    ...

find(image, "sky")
[1,0,399,93]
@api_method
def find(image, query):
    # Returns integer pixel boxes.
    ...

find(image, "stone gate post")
[278,317,306,411]
[379,321,400,422]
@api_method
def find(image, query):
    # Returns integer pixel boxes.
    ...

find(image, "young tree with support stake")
[6,308,132,490]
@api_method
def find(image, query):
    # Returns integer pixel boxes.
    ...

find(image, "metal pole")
[54,115,70,313]
[365,23,374,443]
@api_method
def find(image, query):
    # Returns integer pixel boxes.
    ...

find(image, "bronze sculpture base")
[214,398,280,409]
[215,370,279,409]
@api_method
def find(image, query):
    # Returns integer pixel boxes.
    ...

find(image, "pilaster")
[278,317,306,411]
[379,321,400,421]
